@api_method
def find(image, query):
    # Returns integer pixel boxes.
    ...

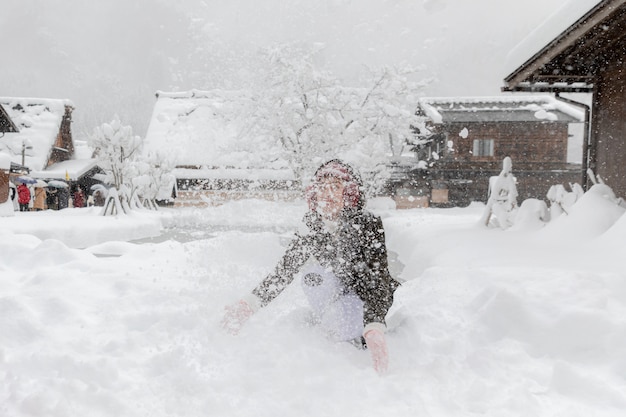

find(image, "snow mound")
[542,184,625,240]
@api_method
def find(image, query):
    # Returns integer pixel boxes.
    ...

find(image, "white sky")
[0,0,573,136]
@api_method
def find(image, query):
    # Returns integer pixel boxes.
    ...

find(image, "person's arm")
[345,213,396,373]
[251,234,312,305]
[222,233,313,334]
[341,213,395,327]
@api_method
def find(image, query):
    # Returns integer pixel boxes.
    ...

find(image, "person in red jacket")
[17,183,31,211]
[222,160,400,374]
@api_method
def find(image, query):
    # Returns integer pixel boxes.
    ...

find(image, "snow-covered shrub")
[132,151,176,209]
[90,116,174,215]
[547,183,584,219]
[510,198,550,231]
[542,183,626,240]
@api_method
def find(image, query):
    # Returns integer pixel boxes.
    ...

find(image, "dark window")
[472,139,494,157]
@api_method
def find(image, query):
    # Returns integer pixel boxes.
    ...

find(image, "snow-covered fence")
[100,187,125,216]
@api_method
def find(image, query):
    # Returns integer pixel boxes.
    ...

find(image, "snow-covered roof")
[30,158,99,181]
[417,95,585,124]
[503,0,616,91]
[173,167,295,181]
[144,90,291,179]
[0,153,10,170]
[0,104,18,133]
[0,97,74,171]
[504,0,603,77]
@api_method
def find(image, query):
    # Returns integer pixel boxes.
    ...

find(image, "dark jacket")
[252,208,400,327]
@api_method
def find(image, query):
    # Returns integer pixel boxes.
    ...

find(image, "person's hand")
[221,299,255,335]
[364,327,388,374]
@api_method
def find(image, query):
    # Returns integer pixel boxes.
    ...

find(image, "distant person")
[221,160,400,374]
[33,186,46,211]
[93,189,106,206]
[46,188,58,210]
[73,187,85,208]
[57,187,69,210]
[17,183,31,212]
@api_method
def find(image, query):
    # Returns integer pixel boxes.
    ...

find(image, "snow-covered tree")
[89,116,143,215]
[248,44,430,195]
[247,44,343,181]
[90,116,176,214]
[333,66,430,195]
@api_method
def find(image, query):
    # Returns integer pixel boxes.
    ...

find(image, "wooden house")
[0,97,75,170]
[144,90,297,206]
[0,103,22,176]
[395,96,585,207]
[503,0,626,197]
[0,97,100,189]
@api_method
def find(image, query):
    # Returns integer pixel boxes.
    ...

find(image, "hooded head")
[305,159,364,215]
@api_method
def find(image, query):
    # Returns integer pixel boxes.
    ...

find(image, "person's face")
[317,176,345,220]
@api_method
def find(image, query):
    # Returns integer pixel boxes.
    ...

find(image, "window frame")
[472,138,495,157]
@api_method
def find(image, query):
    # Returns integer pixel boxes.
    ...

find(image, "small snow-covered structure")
[480,157,519,229]
[413,95,584,206]
[143,90,297,206]
[546,182,584,218]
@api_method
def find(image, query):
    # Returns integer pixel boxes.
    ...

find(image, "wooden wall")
[445,121,569,163]
[0,170,8,203]
[413,119,579,206]
[592,52,626,197]
[48,105,75,167]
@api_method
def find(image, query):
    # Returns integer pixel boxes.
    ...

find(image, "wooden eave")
[503,0,626,92]
[0,104,18,132]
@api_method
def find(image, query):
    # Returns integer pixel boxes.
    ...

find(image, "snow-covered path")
[2,196,626,416]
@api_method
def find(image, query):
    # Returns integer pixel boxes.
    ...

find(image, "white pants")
[300,264,364,341]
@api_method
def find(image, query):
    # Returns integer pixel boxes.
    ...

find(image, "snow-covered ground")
[2,190,626,416]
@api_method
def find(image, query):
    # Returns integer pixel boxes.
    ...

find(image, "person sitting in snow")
[222,159,400,373]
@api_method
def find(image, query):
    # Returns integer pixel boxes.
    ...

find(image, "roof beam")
[503,83,593,93]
